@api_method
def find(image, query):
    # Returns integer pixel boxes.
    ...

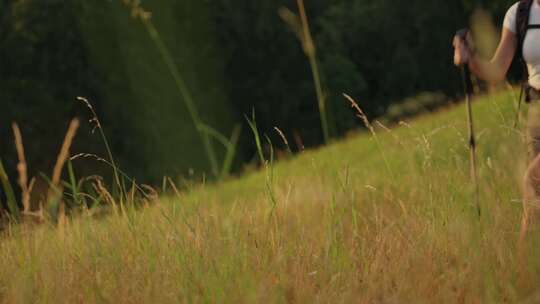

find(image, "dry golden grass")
[12,123,32,214]
[0,90,538,303]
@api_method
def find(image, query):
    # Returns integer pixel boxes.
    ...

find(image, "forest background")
[0,0,518,183]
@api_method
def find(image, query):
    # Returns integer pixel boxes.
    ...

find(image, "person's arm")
[454,28,517,84]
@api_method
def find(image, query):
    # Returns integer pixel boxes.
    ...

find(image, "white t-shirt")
[504,1,540,88]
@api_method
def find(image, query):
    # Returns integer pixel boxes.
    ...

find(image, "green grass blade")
[39,172,61,218]
[198,123,242,179]
[143,19,219,177]
[245,111,265,165]
[67,160,79,206]
[220,125,242,179]
[198,123,231,149]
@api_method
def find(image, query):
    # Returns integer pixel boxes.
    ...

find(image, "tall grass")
[0,95,160,226]
[246,113,278,213]
[280,0,332,143]
[12,123,32,214]
[48,119,80,226]
[77,97,123,196]
[118,0,242,179]
[0,3,536,303]
[343,93,395,181]
[0,90,534,303]
[0,158,18,219]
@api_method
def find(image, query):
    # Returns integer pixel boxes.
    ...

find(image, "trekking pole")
[456,29,481,217]
[514,84,524,129]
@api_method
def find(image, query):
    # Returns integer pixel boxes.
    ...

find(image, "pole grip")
[455,28,469,41]
[456,28,474,95]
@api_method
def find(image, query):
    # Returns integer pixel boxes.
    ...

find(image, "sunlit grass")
[0,89,537,302]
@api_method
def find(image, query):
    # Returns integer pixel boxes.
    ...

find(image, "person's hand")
[453,33,473,66]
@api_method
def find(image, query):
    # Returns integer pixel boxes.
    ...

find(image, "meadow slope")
[1,90,539,303]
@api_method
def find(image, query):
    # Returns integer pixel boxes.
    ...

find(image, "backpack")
[516,0,534,79]
[516,0,540,97]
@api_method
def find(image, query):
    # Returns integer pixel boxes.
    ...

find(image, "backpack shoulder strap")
[516,0,534,103]
[516,0,533,68]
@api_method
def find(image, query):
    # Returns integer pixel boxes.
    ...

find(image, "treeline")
[0,0,237,184]
[0,0,517,185]
[210,0,517,145]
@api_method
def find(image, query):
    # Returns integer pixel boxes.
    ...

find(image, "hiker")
[453,0,540,238]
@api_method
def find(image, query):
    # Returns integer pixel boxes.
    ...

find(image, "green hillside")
[1,90,537,303]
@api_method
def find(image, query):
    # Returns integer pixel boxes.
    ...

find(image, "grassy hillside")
[1,89,538,303]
